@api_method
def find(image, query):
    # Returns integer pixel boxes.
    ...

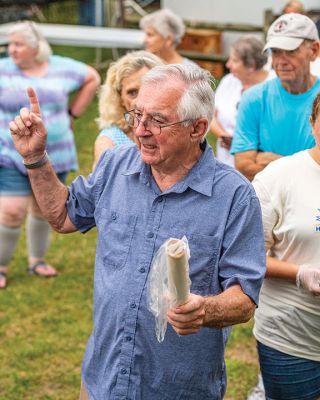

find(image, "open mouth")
[141,143,157,150]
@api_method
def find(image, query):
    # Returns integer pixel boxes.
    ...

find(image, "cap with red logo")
[263,12,319,52]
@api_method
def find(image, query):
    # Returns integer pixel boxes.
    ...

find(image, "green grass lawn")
[0,46,259,400]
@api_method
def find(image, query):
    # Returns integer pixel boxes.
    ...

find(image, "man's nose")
[134,118,150,137]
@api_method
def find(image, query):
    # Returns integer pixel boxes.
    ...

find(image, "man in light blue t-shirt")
[231,13,320,181]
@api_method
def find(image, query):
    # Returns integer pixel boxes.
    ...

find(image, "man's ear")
[310,40,320,62]
[190,118,208,141]
[310,115,315,132]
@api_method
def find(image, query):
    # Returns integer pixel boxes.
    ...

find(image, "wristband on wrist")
[68,108,78,119]
[296,267,301,289]
[23,151,49,169]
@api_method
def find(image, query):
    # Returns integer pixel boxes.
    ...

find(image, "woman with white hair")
[93,50,162,166]
[140,8,197,66]
[0,21,100,288]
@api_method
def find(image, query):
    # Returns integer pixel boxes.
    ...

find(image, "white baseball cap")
[263,13,319,52]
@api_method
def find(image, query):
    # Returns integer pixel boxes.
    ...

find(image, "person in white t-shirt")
[210,37,275,167]
[251,92,320,400]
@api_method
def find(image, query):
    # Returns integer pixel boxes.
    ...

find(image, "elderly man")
[10,65,265,400]
[231,13,320,181]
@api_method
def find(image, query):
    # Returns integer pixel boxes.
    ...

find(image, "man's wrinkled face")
[133,80,193,169]
[271,41,314,85]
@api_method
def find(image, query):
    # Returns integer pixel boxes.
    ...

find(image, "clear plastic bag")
[147,236,191,342]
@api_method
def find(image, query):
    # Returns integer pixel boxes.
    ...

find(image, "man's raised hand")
[9,87,48,162]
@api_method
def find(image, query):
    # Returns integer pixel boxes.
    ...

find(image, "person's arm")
[27,164,76,233]
[168,186,266,335]
[210,112,233,150]
[204,285,255,327]
[266,256,298,281]
[266,256,320,295]
[210,111,233,140]
[93,135,115,169]
[10,87,77,233]
[252,176,296,281]
[231,85,283,180]
[68,65,101,118]
[235,150,282,181]
[167,285,254,335]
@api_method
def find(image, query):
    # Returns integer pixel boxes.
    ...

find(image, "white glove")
[296,264,320,295]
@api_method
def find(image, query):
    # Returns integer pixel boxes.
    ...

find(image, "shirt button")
[126,336,132,341]
[121,368,127,374]
[147,232,154,238]
[130,302,136,309]
[111,212,117,220]
[139,267,145,273]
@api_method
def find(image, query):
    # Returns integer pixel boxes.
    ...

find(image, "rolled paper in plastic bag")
[166,238,190,306]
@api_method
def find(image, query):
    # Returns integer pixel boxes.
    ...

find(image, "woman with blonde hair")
[94,50,162,165]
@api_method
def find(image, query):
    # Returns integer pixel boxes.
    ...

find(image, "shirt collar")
[122,140,216,197]
[181,141,216,197]
[122,150,148,176]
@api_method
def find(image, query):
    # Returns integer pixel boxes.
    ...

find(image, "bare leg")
[0,195,30,288]
[27,196,56,277]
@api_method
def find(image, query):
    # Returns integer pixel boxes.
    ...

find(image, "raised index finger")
[27,87,41,116]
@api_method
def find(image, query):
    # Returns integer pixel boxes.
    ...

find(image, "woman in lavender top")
[0,21,100,288]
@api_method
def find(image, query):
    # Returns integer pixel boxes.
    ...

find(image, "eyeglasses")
[124,110,192,135]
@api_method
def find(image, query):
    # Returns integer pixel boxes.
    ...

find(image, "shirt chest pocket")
[96,209,137,271]
[187,233,220,294]
[158,229,220,295]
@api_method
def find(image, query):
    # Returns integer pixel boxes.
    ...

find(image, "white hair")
[139,9,185,47]
[141,64,215,135]
[9,21,52,63]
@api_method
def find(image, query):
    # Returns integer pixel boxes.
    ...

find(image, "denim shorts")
[0,166,67,196]
[257,341,320,400]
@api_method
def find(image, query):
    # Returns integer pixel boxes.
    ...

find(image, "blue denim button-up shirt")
[67,142,265,400]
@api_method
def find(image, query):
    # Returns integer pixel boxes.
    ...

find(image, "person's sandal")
[27,261,57,278]
[0,271,7,289]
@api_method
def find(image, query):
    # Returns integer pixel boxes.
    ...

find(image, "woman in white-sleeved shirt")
[251,92,320,400]
[211,37,275,167]
[140,9,198,67]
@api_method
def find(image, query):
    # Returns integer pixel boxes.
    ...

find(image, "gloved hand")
[296,264,320,295]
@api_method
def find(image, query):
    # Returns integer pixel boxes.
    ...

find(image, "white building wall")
[162,0,320,56]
